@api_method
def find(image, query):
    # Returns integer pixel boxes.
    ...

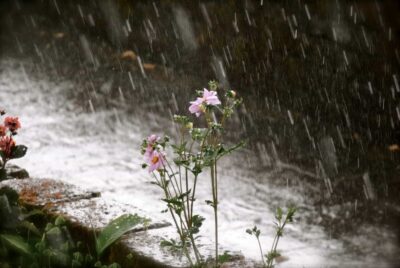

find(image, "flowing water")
[0,58,397,267]
[1,0,400,267]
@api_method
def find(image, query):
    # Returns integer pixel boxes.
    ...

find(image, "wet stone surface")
[49,197,170,231]
[0,177,253,267]
[120,227,257,268]
[0,178,100,207]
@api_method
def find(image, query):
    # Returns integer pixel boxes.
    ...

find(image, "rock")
[5,164,29,179]
[48,197,170,231]
[0,178,100,207]
[0,178,255,268]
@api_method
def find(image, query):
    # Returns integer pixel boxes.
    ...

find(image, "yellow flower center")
[151,155,159,164]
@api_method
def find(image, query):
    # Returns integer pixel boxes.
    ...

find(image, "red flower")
[4,116,21,132]
[0,136,15,158]
[0,125,6,137]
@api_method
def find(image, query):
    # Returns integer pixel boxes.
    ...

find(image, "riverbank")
[1,0,400,267]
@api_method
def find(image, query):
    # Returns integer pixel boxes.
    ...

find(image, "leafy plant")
[0,186,141,268]
[0,110,27,181]
[95,213,145,257]
[140,80,243,267]
[246,207,296,268]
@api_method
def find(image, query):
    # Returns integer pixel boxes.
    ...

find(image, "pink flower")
[4,116,21,132]
[144,134,160,159]
[0,125,6,137]
[0,136,15,158]
[148,150,166,172]
[189,88,221,117]
[147,134,159,144]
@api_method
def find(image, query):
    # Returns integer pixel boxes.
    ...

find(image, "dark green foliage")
[95,214,145,256]
[217,251,233,263]
[0,168,6,181]
[0,188,134,268]
[10,145,27,159]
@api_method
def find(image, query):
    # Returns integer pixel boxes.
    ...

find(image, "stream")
[1,0,400,267]
[0,58,398,267]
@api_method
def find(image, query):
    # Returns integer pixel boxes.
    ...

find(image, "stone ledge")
[0,178,255,268]
[0,178,100,206]
[48,197,171,231]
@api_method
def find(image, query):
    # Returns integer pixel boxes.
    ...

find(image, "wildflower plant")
[246,207,296,268]
[0,110,27,181]
[141,81,244,267]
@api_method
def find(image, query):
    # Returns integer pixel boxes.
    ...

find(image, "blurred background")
[1,0,400,267]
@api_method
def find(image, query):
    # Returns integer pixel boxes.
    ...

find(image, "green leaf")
[216,141,246,160]
[0,186,19,204]
[161,197,183,207]
[46,226,61,236]
[0,168,6,181]
[276,207,283,221]
[286,207,296,223]
[55,216,66,226]
[22,209,44,219]
[173,158,189,166]
[96,214,144,257]
[160,238,183,250]
[190,215,205,235]
[10,145,27,159]
[19,220,41,236]
[107,263,121,268]
[1,234,32,255]
[177,190,191,200]
[256,230,261,238]
[73,252,84,262]
[205,200,215,207]
[218,251,233,263]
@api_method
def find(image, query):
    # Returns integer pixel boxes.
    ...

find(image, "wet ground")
[1,0,400,267]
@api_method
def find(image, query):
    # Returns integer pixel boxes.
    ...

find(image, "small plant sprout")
[246,207,296,268]
[140,81,243,267]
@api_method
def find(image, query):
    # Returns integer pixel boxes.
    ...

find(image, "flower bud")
[227,90,236,98]
[185,122,193,129]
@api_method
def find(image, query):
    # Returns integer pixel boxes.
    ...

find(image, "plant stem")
[161,173,194,266]
[185,168,190,219]
[211,161,219,267]
[256,237,266,267]
[190,175,198,220]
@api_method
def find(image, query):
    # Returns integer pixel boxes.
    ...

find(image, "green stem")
[256,237,266,267]
[164,160,181,196]
[185,168,190,220]
[211,161,219,267]
[189,232,202,264]
[190,175,198,220]
[161,173,194,266]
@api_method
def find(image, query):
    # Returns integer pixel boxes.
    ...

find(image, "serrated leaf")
[96,214,144,256]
